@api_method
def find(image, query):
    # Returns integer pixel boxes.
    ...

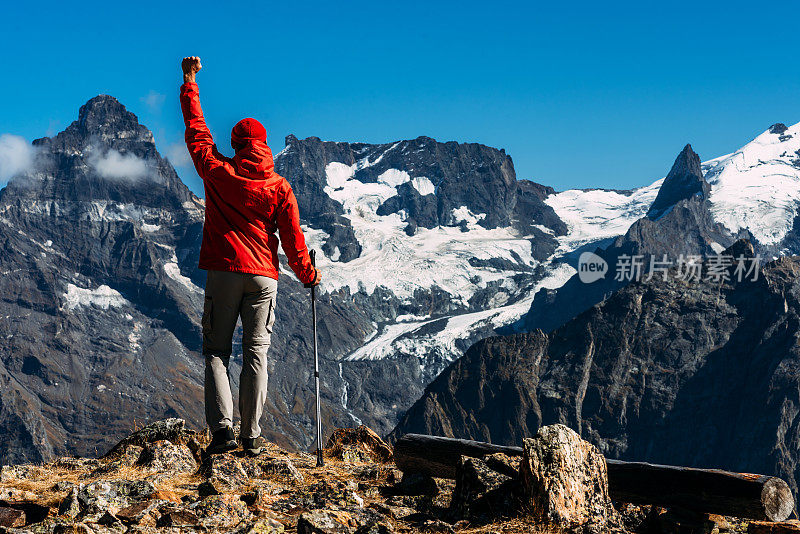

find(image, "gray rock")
[155,509,199,527]
[51,481,75,493]
[114,499,168,527]
[91,446,143,478]
[519,424,616,532]
[647,144,709,220]
[136,439,196,475]
[77,479,156,515]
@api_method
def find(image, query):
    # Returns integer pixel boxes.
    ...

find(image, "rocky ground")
[0,419,796,534]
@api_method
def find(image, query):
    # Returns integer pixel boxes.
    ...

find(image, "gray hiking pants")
[202,269,278,439]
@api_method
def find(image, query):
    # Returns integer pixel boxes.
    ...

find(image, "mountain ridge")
[3,91,800,468]
[0,94,570,462]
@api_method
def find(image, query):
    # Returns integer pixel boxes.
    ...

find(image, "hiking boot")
[205,427,237,455]
[241,436,266,456]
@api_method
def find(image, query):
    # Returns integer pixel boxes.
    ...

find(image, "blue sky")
[1,0,798,196]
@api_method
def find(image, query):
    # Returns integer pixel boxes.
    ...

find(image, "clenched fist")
[182,56,202,83]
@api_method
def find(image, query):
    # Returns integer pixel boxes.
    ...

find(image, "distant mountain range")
[390,240,800,504]
[1,92,799,465]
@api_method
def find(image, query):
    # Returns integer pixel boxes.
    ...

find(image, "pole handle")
[304,249,317,288]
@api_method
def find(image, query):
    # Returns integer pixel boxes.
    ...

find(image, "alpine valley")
[2,93,800,482]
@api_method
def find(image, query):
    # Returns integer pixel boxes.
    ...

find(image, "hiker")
[179,56,322,456]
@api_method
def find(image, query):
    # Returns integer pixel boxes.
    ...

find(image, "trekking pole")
[308,250,324,467]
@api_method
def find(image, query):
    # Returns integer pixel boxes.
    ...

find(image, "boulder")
[0,487,38,501]
[51,481,76,493]
[240,483,282,513]
[52,457,101,471]
[324,427,393,464]
[308,480,364,509]
[0,464,47,483]
[136,440,197,475]
[77,479,156,515]
[355,521,395,534]
[369,501,415,520]
[518,424,617,532]
[52,522,93,533]
[103,418,192,458]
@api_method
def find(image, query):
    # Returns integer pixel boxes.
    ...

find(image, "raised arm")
[179,56,228,178]
[277,183,322,286]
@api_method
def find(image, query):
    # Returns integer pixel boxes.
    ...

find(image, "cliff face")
[392,242,800,500]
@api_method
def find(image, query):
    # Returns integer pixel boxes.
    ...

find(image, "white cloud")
[0,134,37,184]
[165,142,192,168]
[89,148,149,181]
[141,90,166,114]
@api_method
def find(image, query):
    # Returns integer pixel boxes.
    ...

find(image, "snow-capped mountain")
[279,136,660,376]
[518,123,800,335]
[0,96,576,461]
[2,89,799,463]
[703,123,800,252]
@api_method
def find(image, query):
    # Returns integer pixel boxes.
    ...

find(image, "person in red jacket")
[179,56,321,456]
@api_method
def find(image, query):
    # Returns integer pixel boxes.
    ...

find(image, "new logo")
[578,251,608,283]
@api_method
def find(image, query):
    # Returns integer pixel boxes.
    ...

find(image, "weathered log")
[394,433,522,479]
[394,433,794,521]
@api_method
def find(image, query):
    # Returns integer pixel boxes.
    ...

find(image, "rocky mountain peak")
[646,143,709,219]
[33,95,153,154]
[11,94,194,208]
[78,95,133,126]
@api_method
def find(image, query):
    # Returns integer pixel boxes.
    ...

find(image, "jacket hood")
[233,140,275,180]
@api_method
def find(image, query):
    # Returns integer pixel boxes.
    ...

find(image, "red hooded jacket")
[179,82,316,284]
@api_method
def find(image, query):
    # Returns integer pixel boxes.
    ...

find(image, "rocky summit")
[0,418,791,534]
